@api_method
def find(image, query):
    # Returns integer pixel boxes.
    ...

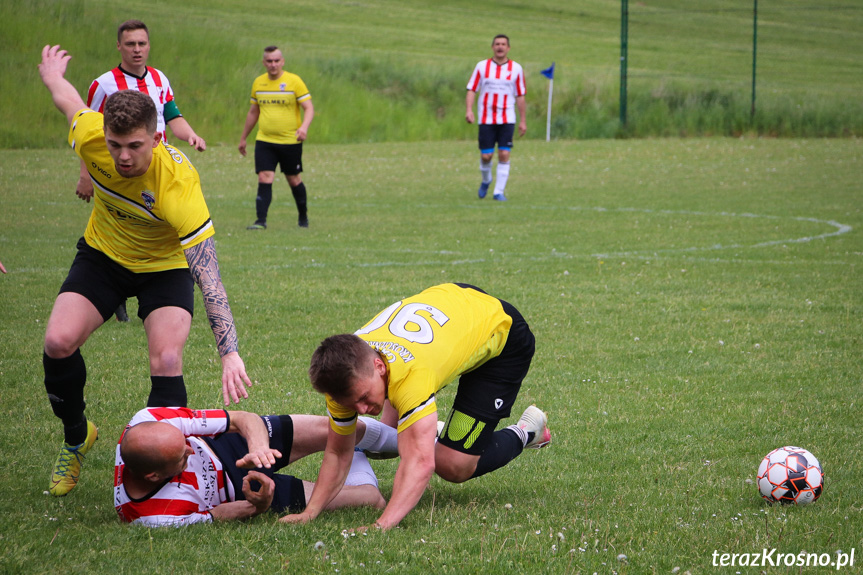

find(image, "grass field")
[0,137,860,573]
[2,0,862,146]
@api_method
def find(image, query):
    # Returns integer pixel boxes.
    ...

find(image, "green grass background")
[2,0,862,147]
[1,138,861,573]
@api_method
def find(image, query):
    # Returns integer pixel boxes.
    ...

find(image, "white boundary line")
[578,207,853,259]
[253,207,854,268]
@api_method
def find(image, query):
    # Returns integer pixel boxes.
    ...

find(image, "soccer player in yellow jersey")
[38,45,253,497]
[280,283,551,530]
[239,45,314,229]
[77,19,208,323]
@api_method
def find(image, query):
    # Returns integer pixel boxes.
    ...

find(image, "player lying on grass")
[115,407,398,526]
[280,283,551,530]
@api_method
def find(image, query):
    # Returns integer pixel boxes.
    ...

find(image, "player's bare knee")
[435,460,474,484]
[370,488,386,509]
[481,153,494,163]
[351,485,385,508]
[43,331,79,359]
[150,349,182,374]
[437,468,473,484]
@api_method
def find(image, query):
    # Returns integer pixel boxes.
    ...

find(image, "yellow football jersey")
[326,284,513,435]
[69,109,214,273]
[250,71,311,145]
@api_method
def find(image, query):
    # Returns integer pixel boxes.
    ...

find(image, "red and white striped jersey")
[114,407,233,527]
[87,66,175,142]
[467,59,526,125]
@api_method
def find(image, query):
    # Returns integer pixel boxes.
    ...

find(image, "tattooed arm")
[185,237,253,404]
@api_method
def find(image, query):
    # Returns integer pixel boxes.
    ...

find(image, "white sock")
[494,162,510,195]
[480,159,493,184]
[345,451,378,487]
[356,416,398,454]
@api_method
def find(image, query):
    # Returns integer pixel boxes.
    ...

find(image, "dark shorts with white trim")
[205,414,306,513]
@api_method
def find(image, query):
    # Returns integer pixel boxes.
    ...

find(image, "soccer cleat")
[517,405,551,449]
[478,181,491,199]
[298,215,309,228]
[493,193,507,202]
[49,420,98,496]
[114,302,130,322]
[246,221,267,230]
[362,438,399,460]
[362,449,399,460]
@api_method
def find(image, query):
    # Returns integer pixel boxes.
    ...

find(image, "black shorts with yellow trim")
[437,283,535,455]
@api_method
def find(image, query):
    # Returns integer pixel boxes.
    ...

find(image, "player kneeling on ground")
[115,407,398,526]
[281,283,551,531]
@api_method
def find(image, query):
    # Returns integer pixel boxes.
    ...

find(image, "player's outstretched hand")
[39,45,71,82]
[238,140,247,157]
[221,351,253,405]
[0,260,6,274]
[243,470,275,513]
[236,447,282,470]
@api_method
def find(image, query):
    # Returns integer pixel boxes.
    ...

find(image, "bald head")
[121,421,188,479]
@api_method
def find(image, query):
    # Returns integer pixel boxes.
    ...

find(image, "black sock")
[290,182,307,218]
[147,375,187,407]
[64,419,89,446]
[256,182,273,222]
[43,350,88,444]
[470,428,524,479]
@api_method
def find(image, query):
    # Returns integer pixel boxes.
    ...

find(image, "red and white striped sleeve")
[515,62,526,97]
[126,406,229,437]
[86,78,111,113]
[467,60,485,92]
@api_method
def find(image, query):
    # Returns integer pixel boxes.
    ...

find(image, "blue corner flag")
[541,63,555,140]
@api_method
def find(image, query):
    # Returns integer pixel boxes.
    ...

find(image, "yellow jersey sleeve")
[154,147,215,251]
[70,110,214,272]
[68,108,102,153]
[323,284,513,435]
[325,395,359,436]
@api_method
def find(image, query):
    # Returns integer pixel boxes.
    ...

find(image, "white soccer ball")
[756,446,823,505]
